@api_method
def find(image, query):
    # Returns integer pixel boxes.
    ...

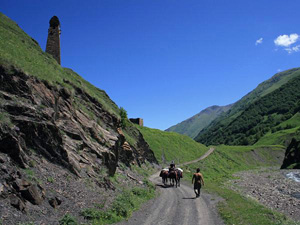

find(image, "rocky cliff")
[0,13,157,224]
[0,65,157,224]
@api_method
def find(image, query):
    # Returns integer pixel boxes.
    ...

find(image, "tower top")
[49,16,60,28]
[46,16,61,64]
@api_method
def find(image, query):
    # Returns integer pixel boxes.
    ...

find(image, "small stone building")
[129,118,143,127]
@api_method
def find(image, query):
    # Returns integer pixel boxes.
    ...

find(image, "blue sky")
[2,0,300,130]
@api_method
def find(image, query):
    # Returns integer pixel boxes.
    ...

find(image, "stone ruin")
[129,118,144,127]
[46,16,61,65]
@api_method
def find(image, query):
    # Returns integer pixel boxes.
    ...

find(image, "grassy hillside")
[182,145,296,225]
[254,113,300,146]
[195,68,300,145]
[196,70,300,146]
[137,126,208,165]
[184,145,284,182]
[0,12,120,117]
[0,13,160,224]
[166,104,232,138]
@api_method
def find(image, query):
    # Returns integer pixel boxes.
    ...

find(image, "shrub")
[119,107,128,128]
[59,214,78,225]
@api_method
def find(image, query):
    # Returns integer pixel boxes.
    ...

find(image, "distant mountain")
[166,105,232,138]
[195,68,300,145]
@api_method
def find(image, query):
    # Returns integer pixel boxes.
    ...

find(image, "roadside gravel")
[227,168,300,222]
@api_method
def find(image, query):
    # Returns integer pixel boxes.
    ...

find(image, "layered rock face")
[0,66,157,224]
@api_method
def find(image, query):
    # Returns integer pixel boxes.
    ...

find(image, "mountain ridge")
[195,68,300,145]
[166,104,232,138]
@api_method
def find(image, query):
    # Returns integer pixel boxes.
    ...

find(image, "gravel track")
[116,148,224,225]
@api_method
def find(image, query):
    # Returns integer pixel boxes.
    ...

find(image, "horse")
[168,170,178,188]
[159,169,169,185]
[175,168,183,187]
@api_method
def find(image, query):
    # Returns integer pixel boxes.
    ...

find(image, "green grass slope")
[166,104,232,139]
[137,126,208,165]
[255,113,300,146]
[182,145,296,225]
[0,12,120,117]
[195,68,300,145]
[196,70,300,146]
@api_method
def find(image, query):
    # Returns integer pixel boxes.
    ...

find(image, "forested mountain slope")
[195,68,300,145]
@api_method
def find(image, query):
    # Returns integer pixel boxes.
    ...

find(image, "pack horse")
[159,168,183,188]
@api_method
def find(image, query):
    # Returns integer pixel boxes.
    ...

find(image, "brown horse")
[175,168,183,187]
[168,170,178,187]
[159,170,169,185]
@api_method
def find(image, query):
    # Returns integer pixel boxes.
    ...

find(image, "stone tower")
[46,16,61,65]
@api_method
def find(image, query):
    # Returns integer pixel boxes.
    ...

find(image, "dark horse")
[159,170,169,185]
[175,169,183,187]
[168,170,178,187]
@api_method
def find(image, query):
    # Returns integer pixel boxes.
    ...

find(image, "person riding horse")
[169,163,175,172]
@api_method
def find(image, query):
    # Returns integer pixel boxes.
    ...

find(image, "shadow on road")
[155,184,177,189]
[182,197,197,200]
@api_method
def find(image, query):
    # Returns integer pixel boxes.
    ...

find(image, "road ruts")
[115,148,223,225]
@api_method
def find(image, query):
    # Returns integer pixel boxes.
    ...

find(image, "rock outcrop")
[281,138,300,169]
[0,65,157,224]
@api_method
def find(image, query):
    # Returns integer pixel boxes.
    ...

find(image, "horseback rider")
[169,161,175,173]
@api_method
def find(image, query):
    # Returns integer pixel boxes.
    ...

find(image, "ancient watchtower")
[46,16,61,65]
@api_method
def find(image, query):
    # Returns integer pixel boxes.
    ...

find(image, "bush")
[119,107,128,128]
[59,214,78,225]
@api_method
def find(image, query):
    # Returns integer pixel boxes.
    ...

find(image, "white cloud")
[255,38,263,45]
[274,34,299,47]
[285,45,300,54]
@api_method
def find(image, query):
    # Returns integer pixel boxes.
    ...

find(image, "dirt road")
[180,147,215,166]
[116,147,223,225]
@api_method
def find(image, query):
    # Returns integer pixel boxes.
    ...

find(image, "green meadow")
[137,125,208,165]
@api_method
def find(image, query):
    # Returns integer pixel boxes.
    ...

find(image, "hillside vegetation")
[166,104,232,138]
[195,69,300,146]
[254,113,300,146]
[137,126,208,165]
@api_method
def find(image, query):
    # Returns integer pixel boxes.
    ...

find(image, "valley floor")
[227,168,300,222]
